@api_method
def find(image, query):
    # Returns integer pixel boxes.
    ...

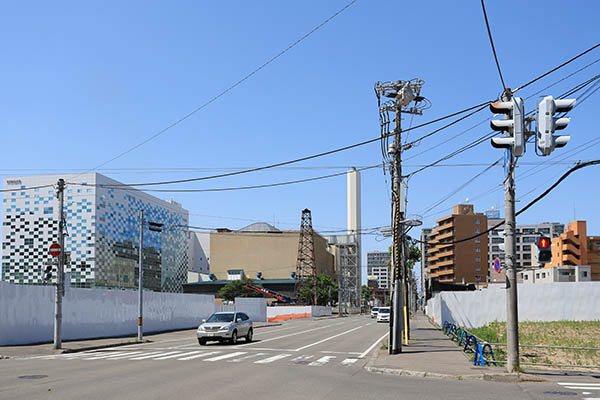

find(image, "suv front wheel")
[245,328,253,343]
[230,330,238,345]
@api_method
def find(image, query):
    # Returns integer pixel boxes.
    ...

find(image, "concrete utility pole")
[502,90,520,372]
[375,79,425,354]
[390,106,405,354]
[138,209,144,341]
[54,179,65,349]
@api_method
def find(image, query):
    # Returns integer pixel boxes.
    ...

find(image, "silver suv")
[197,312,253,345]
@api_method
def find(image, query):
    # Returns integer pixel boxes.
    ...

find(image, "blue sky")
[1,1,599,286]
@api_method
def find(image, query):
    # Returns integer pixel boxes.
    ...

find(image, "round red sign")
[49,243,62,257]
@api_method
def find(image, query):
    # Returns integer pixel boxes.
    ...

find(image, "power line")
[71,0,359,177]
[480,0,507,91]
[0,184,55,193]
[68,165,381,193]
[414,159,600,245]
[513,42,600,94]
[66,101,493,188]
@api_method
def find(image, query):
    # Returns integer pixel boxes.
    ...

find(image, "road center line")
[359,332,389,359]
[294,325,363,351]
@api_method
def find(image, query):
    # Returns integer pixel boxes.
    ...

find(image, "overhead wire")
[412,160,600,245]
[70,0,359,179]
[480,0,507,91]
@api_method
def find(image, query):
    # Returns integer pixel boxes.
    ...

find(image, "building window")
[475,228,480,233]
[475,266,481,271]
[43,207,53,215]
[475,256,481,262]
[524,275,528,280]
[475,238,481,243]
[24,238,34,246]
[475,275,481,281]
[475,247,480,253]
[583,271,588,277]
[536,273,540,278]
[475,219,480,225]
[542,273,546,278]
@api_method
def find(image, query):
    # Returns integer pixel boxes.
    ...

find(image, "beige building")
[426,204,488,284]
[209,222,335,281]
[549,221,600,281]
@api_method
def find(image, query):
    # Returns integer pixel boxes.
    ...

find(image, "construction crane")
[245,282,297,304]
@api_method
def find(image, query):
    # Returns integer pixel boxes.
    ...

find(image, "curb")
[254,323,281,329]
[365,365,549,382]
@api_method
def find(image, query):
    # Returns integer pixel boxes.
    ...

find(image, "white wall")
[426,282,600,329]
[267,305,332,319]
[0,281,214,345]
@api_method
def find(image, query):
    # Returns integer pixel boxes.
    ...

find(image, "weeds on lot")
[469,320,600,368]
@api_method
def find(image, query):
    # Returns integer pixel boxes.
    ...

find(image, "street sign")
[49,243,62,257]
[493,257,501,273]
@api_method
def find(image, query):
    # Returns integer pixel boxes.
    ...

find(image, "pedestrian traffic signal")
[43,265,53,281]
[537,96,575,156]
[490,97,525,157]
[536,236,552,264]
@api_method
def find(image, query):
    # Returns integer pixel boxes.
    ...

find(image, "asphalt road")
[1,315,598,400]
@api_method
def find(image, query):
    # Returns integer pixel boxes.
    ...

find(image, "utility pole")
[138,209,144,341]
[375,80,425,354]
[54,179,65,349]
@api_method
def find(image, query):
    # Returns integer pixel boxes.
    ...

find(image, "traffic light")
[490,97,525,157]
[536,236,552,264]
[43,265,53,281]
[537,96,575,156]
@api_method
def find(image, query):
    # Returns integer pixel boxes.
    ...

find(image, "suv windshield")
[206,313,234,323]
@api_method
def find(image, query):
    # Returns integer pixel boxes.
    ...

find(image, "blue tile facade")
[2,173,189,292]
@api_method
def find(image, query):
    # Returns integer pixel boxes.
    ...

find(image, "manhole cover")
[18,375,48,380]
[543,391,577,396]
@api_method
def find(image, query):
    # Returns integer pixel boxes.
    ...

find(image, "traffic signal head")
[43,265,53,281]
[490,97,525,157]
[537,96,575,156]
[536,236,552,264]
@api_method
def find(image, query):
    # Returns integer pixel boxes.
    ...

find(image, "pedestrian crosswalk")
[22,349,362,369]
[557,382,600,400]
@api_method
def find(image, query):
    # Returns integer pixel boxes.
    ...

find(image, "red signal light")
[538,237,550,249]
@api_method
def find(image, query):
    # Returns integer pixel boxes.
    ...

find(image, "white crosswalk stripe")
[83,351,138,360]
[178,351,221,361]
[154,351,203,360]
[308,356,335,366]
[340,358,358,366]
[291,355,314,363]
[204,352,247,362]
[254,354,291,364]
[21,349,364,368]
[130,351,179,360]
[228,352,268,363]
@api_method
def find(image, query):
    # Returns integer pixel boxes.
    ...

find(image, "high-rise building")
[549,220,600,281]
[425,204,488,284]
[366,251,390,289]
[2,173,189,292]
[487,218,564,283]
[420,227,433,293]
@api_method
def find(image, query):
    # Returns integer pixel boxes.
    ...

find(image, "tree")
[361,285,373,305]
[298,273,338,306]
[388,239,421,274]
[217,278,263,301]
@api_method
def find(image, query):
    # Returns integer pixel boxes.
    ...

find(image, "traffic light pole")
[54,179,65,349]
[502,90,520,372]
[138,209,144,341]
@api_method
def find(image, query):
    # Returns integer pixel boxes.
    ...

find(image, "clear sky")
[1,1,599,288]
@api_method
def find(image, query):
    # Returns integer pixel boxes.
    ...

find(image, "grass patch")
[468,320,600,368]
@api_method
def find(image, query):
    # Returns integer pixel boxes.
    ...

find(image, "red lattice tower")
[295,208,317,305]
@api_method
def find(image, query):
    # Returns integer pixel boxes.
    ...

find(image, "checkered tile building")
[2,173,189,292]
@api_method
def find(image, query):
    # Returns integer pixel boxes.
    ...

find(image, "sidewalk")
[0,321,280,359]
[367,313,509,380]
